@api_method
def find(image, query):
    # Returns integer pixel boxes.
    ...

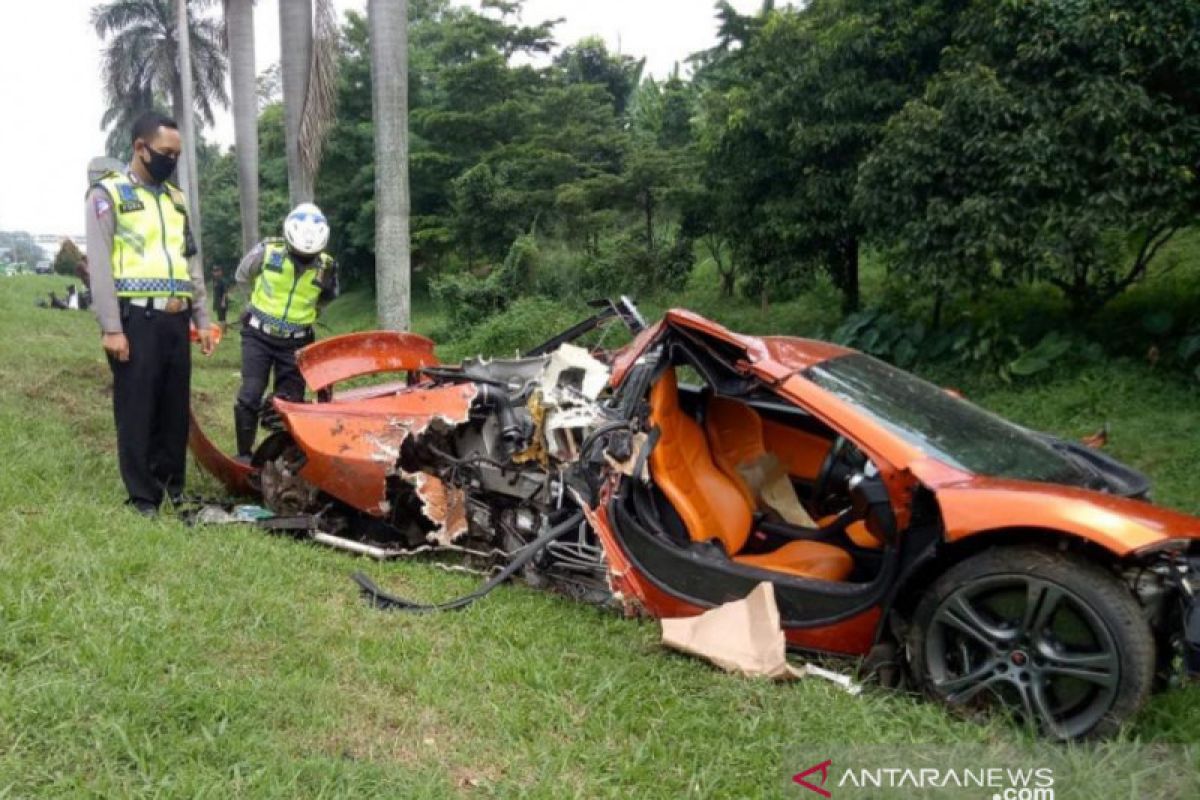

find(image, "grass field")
[2,275,1198,797]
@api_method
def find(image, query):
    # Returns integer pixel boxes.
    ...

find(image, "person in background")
[212,265,230,331]
[85,111,215,516]
[233,203,337,461]
[76,254,90,289]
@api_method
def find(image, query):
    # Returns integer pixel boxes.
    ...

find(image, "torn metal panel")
[274,384,477,517]
[408,471,469,546]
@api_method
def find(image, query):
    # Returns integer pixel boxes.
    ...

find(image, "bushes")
[438,297,589,362]
[830,308,1102,383]
[430,234,541,328]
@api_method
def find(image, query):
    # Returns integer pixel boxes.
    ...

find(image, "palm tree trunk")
[175,0,204,272]
[280,0,313,205]
[225,0,259,253]
[369,0,411,331]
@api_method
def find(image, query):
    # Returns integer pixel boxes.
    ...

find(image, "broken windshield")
[804,354,1092,487]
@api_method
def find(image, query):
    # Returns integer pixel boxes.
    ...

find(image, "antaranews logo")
[791,759,1055,799]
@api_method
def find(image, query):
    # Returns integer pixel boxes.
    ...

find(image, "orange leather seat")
[647,369,853,582]
[708,396,884,551]
[704,396,764,510]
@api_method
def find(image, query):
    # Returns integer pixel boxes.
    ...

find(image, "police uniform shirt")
[85,171,211,333]
[234,242,339,305]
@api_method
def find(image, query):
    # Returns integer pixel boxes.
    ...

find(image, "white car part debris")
[660,582,862,694]
[541,343,611,401]
[312,532,408,560]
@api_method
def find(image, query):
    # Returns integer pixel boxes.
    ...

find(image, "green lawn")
[2,275,1198,797]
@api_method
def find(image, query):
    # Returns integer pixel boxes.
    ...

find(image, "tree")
[223,0,260,253]
[93,0,228,158]
[556,36,644,116]
[53,239,85,277]
[175,0,204,273]
[858,0,1200,314]
[696,0,967,312]
[279,0,339,205]
[370,0,411,330]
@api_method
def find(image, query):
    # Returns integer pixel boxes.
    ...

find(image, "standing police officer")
[86,112,215,516]
[233,203,337,460]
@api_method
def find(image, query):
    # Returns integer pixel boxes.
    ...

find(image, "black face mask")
[139,145,178,183]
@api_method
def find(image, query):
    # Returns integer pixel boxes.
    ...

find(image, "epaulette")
[165,182,188,215]
[86,169,124,196]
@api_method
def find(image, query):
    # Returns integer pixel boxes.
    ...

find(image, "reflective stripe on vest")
[95,173,191,299]
[249,242,330,329]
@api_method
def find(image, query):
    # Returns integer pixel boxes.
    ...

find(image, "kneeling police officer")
[234,203,337,460]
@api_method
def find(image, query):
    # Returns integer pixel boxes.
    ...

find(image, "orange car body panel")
[274,384,478,517]
[934,478,1200,555]
[297,331,440,393]
[188,407,256,496]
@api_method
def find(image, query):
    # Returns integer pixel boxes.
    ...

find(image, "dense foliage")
[195,0,1197,344]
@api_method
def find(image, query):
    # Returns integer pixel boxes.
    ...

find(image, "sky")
[0,0,770,237]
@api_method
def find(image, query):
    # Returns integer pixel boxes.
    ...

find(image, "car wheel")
[908,545,1154,740]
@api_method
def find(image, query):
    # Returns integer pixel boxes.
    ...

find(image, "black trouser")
[235,325,312,453]
[107,304,191,508]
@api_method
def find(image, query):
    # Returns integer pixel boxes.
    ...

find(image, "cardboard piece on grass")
[660,582,861,694]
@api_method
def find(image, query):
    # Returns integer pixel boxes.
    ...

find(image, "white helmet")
[283,203,329,256]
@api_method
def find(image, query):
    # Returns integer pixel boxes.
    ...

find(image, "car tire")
[907,545,1154,740]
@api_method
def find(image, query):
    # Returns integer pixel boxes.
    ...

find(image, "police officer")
[86,112,215,516]
[233,203,337,460]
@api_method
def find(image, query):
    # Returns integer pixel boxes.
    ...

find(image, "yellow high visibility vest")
[249,240,332,330]
[95,171,192,298]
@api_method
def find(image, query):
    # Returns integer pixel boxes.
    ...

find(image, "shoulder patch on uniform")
[92,194,112,218]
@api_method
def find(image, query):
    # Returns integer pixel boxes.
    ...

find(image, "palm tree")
[93,0,228,148]
[223,0,259,252]
[369,0,410,331]
[175,0,204,270]
[278,0,338,206]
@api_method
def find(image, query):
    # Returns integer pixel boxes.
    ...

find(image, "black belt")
[121,296,191,314]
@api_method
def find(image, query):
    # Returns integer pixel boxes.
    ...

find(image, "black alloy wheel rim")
[924,575,1121,739]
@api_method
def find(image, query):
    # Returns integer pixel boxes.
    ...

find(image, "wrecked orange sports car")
[192,298,1200,740]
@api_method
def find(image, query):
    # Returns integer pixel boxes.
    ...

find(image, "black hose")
[352,511,586,613]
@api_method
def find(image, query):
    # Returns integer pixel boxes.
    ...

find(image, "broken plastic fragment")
[540,343,610,401]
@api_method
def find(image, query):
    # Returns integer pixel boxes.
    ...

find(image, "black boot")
[234,404,259,460]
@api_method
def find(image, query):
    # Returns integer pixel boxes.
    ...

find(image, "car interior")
[618,334,893,587]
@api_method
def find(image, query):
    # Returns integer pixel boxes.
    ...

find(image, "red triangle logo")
[793,759,832,797]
